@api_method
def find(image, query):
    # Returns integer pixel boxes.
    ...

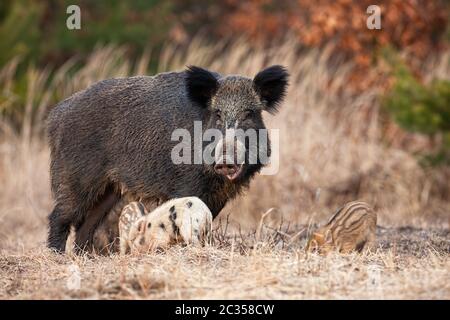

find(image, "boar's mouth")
[213,135,246,182]
[213,163,244,181]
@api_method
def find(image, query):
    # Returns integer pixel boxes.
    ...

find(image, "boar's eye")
[214,110,222,125]
[243,109,254,120]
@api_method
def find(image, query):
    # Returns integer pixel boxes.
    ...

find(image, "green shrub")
[0,0,178,69]
[383,60,450,164]
[0,0,43,67]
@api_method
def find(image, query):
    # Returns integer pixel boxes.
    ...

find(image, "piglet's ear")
[313,232,325,244]
[137,220,146,234]
[253,65,289,114]
[186,65,218,108]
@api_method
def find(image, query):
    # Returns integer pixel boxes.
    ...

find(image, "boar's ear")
[253,65,289,114]
[186,65,218,108]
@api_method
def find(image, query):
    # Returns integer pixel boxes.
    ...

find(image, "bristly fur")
[186,66,218,108]
[253,65,289,114]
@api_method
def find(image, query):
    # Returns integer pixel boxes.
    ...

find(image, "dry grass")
[0,39,449,299]
[1,227,449,299]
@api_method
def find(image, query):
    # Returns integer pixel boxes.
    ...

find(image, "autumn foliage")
[218,0,448,69]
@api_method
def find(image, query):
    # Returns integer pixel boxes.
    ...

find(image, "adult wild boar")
[47,65,289,252]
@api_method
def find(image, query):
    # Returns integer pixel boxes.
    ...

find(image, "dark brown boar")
[47,66,289,252]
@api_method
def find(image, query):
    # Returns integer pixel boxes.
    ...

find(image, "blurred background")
[0,0,449,248]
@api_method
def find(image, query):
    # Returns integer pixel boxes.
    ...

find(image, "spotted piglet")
[119,197,213,254]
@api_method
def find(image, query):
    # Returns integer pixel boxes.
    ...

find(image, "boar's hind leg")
[48,204,72,252]
[74,187,121,253]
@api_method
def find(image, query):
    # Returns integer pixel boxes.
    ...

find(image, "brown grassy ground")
[1,226,448,299]
[0,40,449,299]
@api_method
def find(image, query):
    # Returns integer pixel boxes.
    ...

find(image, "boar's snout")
[213,135,245,181]
[214,163,243,181]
